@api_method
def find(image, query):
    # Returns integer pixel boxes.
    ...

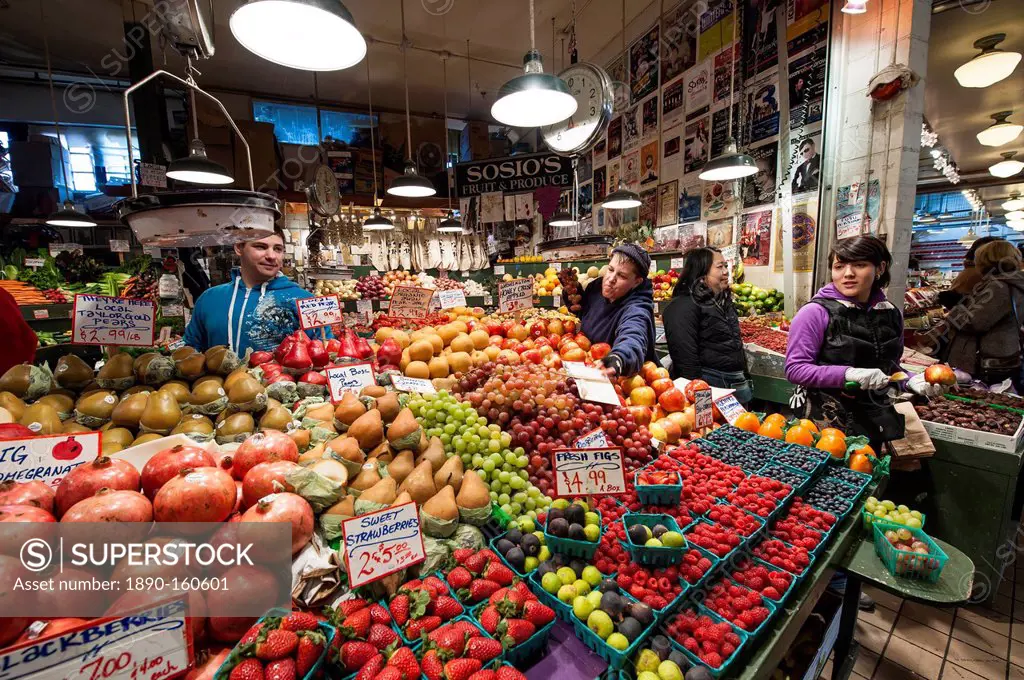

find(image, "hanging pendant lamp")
[955,34,1021,88]
[990,151,1024,178]
[230,0,366,71]
[1003,194,1024,211]
[438,211,464,232]
[39,0,94,227]
[977,111,1023,147]
[167,138,233,184]
[698,1,757,181]
[491,0,577,128]
[388,2,436,198]
[602,180,642,209]
[361,46,394,231]
[363,207,394,230]
[841,1,867,14]
[548,210,578,226]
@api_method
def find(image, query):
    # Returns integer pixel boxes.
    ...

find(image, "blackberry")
[759,464,809,489]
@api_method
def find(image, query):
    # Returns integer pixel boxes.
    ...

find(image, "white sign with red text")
[73,295,156,347]
[0,431,100,489]
[341,501,427,588]
[552,447,626,497]
[297,295,343,330]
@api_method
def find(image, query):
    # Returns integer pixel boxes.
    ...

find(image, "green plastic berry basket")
[501,616,556,666]
[634,468,683,505]
[728,557,799,608]
[622,513,687,566]
[872,520,949,584]
[489,532,534,579]
[390,590,460,647]
[703,576,779,641]
[618,573,690,621]
[861,505,927,533]
[215,608,336,680]
[525,569,575,623]
[824,466,872,500]
[543,509,603,559]
[663,604,750,679]
[573,600,658,671]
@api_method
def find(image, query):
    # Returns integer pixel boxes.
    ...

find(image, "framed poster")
[683,117,710,175]
[662,129,683,181]
[662,78,685,130]
[663,1,699,84]
[740,209,773,266]
[607,116,623,160]
[622,105,641,152]
[747,76,781,143]
[679,183,703,222]
[630,25,660,102]
[640,141,660,187]
[658,180,679,227]
[702,180,740,221]
[707,218,735,247]
[742,141,779,208]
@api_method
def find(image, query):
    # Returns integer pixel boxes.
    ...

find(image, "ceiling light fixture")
[438,211,464,232]
[602,180,642,209]
[491,0,577,128]
[548,210,578,227]
[230,0,366,71]
[167,57,234,185]
[362,44,393,231]
[1007,218,1024,229]
[434,52,464,234]
[977,111,1023,147]
[388,2,436,198]
[990,151,1024,178]
[39,0,95,227]
[363,207,394,231]
[1003,194,1024,211]
[955,34,1022,88]
[841,1,867,14]
[698,0,757,181]
[1005,210,1024,221]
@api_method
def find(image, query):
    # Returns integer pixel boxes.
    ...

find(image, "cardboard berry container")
[215,608,336,680]
[622,513,688,566]
[663,604,751,679]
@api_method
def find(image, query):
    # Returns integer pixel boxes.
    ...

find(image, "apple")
[630,386,657,407]
[628,405,652,427]
[684,379,710,404]
[658,388,686,413]
[590,343,612,360]
[924,364,957,386]
[650,378,674,397]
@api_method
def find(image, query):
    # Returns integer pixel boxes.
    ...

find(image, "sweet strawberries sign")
[0,431,100,488]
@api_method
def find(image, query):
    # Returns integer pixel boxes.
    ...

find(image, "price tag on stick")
[438,289,467,309]
[326,362,376,401]
[388,285,434,319]
[551,447,627,497]
[341,501,427,588]
[498,278,534,313]
[694,388,714,429]
[713,394,746,425]
[297,295,343,329]
[72,294,156,347]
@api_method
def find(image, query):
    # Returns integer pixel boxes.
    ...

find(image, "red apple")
[924,364,956,386]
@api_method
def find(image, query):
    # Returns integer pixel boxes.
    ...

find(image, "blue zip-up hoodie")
[579,276,657,376]
[183,270,328,354]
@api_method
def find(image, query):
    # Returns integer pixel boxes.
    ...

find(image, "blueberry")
[825,466,870,489]
[759,464,808,488]
[804,479,854,514]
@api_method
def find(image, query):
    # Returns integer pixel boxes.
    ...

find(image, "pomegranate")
[232,431,299,480]
[141,445,216,499]
[239,492,314,556]
[0,555,42,641]
[0,480,55,513]
[0,503,55,523]
[61,489,153,523]
[44,568,103,615]
[241,461,299,508]
[15,618,89,644]
[206,566,280,642]
[0,504,55,557]
[153,467,235,523]
[55,456,140,518]
[185,647,231,680]
[107,589,207,642]
[234,480,244,513]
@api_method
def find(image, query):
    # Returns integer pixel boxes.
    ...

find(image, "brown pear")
[19,403,62,435]
[397,460,435,505]
[386,408,422,451]
[350,458,382,492]
[0,365,31,397]
[387,450,415,485]
[367,441,392,463]
[140,390,181,434]
[223,367,251,393]
[132,433,165,446]
[324,495,355,518]
[360,385,387,398]
[392,491,413,506]
[176,353,207,381]
[54,354,94,389]
[434,455,464,492]
[0,392,26,421]
[259,405,294,431]
[37,394,74,416]
[456,469,490,510]
[96,352,134,386]
[62,421,92,434]
[333,392,365,427]
[298,442,327,465]
[171,346,198,362]
[348,409,384,451]
[305,403,336,423]
[417,436,446,473]
[103,427,135,449]
[171,414,214,437]
[111,391,149,428]
[422,485,459,527]
[327,436,365,465]
[121,385,155,396]
[289,428,311,452]
[359,477,397,506]
[374,392,401,423]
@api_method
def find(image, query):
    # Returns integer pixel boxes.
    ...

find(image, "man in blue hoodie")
[579,243,657,378]
[183,229,325,354]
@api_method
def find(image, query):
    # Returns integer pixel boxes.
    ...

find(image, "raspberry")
[702,652,724,668]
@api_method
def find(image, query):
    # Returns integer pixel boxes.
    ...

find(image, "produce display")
[738,321,789,354]
[730,283,784,315]
[314,278,360,300]
[651,269,680,301]
[913,396,1023,436]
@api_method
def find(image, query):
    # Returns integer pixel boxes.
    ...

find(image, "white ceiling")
[0,0,657,120]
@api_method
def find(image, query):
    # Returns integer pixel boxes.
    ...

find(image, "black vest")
[812,298,903,372]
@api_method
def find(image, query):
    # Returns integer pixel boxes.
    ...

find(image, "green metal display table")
[750,373,795,406]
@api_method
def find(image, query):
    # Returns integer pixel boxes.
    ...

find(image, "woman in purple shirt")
[785,236,941,450]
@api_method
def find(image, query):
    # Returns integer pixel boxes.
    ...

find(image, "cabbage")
[445,524,485,552]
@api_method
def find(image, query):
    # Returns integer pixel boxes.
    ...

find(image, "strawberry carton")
[418,616,504,680]
[445,548,517,607]
[634,459,682,505]
[471,581,556,666]
[387,574,465,646]
[215,608,336,680]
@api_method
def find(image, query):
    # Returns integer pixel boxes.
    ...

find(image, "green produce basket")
[501,616,555,666]
[634,468,682,505]
[703,576,778,641]
[489,532,533,579]
[390,587,460,647]
[216,609,336,680]
[861,506,926,532]
[872,520,948,583]
[663,605,750,679]
[572,600,658,671]
[526,569,574,623]
[623,513,687,566]
[544,508,603,559]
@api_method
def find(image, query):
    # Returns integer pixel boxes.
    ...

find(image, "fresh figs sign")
[341,501,427,588]
[0,431,100,488]
[72,294,157,347]
[551,447,626,497]
[297,295,343,329]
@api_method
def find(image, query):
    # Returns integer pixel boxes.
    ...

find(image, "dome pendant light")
[438,211,464,232]
[977,111,1023,147]
[167,138,233,184]
[230,0,366,71]
[548,210,578,227]
[491,0,577,128]
[841,1,867,14]
[387,3,436,198]
[990,151,1024,178]
[361,46,393,231]
[698,0,757,182]
[955,34,1022,88]
[1003,194,1024,211]
[602,180,642,209]
[39,0,94,228]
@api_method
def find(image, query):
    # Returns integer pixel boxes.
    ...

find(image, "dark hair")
[829,235,892,289]
[963,236,1000,265]
[673,247,721,297]
[799,138,815,151]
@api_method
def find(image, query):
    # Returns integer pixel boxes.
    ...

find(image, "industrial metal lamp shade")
[977,112,1023,147]
[437,211,464,233]
[601,181,642,210]
[387,162,437,198]
[166,139,234,185]
[46,200,96,227]
[698,140,759,181]
[990,152,1024,178]
[548,210,578,226]
[491,51,578,128]
[955,34,1021,88]
[230,0,366,71]
[362,207,394,231]
[841,1,867,14]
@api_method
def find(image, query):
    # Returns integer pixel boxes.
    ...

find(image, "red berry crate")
[663,605,751,679]
[751,538,814,580]
[781,499,839,535]
[614,563,689,619]
[727,558,797,607]
[700,576,778,640]
[679,545,721,589]
[770,517,827,556]
[683,520,744,560]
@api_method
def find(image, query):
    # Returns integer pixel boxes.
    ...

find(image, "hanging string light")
[388,0,437,197]
[363,43,394,230]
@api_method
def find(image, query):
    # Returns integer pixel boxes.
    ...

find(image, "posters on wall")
[623,105,641,152]
[713,43,740,105]
[594,136,608,166]
[747,76,781,142]
[684,116,710,174]
[663,78,685,129]
[640,188,658,225]
[624,151,641,188]
[608,117,623,160]
[774,198,817,272]
[702,180,740,221]
[836,179,881,239]
[658,181,679,226]
[503,195,517,221]
[608,160,621,193]
[662,129,684,180]
[578,152,594,184]
[742,141,779,208]
[640,141,660,186]
[789,130,822,195]
[578,182,594,218]
[630,26,661,103]
[594,166,608,202]
[481,192,504,223]
[707,218,735,247]
[787,0,829,56]
[684,61,712,119]
[679,222,708,250]
[743,0,779,78]
[741,209,773,265]
[663,1,699,84]
[698,0,736,62]
[515,194,534,220]
[788,45,826,128]
[680,183,703,222]
[608,54,629,111]
[642,96,660,141]
[710,103,740,159]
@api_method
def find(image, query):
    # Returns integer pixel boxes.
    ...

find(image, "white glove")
[844,367,890,390]
[908,372,945,398]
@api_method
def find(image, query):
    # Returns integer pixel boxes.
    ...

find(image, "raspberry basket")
[701,576,779,641]
[726,557,799,608]
[663,604,751,679]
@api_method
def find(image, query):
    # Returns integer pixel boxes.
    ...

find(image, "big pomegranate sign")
[0,432,99,488]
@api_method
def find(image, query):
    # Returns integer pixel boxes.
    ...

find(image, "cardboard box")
[920,417,1024,453]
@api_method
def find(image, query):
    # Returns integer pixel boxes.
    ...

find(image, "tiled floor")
[818,565,1024,680]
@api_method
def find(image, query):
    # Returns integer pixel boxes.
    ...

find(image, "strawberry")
[388,594,411,626]
[451,620,482,639]
[264,659,295,680]
[452,548,475,565]
[495,665,527,680]
[510,581,532,599]
[335,599,368,618]
[339,641,378,672]
[239,623,264,647]
[461,579,501,603]
[404,615,442,639]
[478,605,500,635]
[522,601,555,627]
[465,636,502,662]
[295,630,325,677]
[467,671,497,680]
[341,608,372,640]
[281,612,319,633]
[464,552,489,575]
[431,626,467,655]
[496,590,526,617]
[484,562,514,586]
[497,619,535,649]
[368,604,392,625]
[433,595,462,621]
[256,629,299,661]
[446,566,473,591]
[385,646,420,679]
[443,658,482,680]
[353,654,384,680]
[420,650,444,680]
[364,622,396,650]
[487,587,510,606]
[422,575,449,595]
[373,669,403,680]
[229,659,264,680]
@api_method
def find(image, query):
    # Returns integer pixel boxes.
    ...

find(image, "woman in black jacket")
[663,247,753,403]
